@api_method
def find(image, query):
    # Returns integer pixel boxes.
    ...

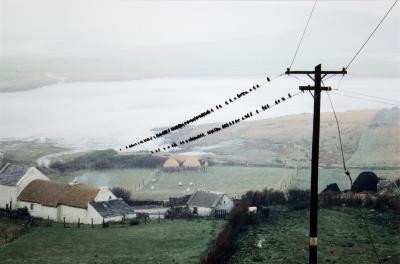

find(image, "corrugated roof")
[90,199,135,218]
[187,190,223,208]
[18,179,99,209]
[0,163,29,186]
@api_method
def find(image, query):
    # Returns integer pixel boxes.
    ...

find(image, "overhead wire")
[326,87,383,264]
[345,0,398,70]
[289,0,318,70]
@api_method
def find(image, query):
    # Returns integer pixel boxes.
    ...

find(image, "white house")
[17,179,135,224]
[0,163,49,209]
[186,190,234,216]
[0,163,136,224]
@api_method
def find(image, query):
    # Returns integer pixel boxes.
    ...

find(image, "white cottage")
[17,179,135,224]
[186,190,234,216]
[0,163,49,209]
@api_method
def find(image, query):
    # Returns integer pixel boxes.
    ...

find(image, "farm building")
[186,190,233,216]
[163,158,180,171]
[0,163,49,209]
[17,179,135,224]
[182,157,202,169]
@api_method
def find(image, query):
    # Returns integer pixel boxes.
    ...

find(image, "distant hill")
[164,108,400,167]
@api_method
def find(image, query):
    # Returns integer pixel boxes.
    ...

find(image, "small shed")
[182,157,201,169]
[163,158,180,171]
[89,199,136,222]
[186,190,233,216]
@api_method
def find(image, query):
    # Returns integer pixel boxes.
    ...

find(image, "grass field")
[58,166,399,200]
[0,219,224,264]
[231,207,400,264]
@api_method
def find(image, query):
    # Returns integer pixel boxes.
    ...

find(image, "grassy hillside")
[0,219,224,264]
[164,108,399,167]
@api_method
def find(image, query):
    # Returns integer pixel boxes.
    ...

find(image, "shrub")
[287,189,310,210]
[129,219,140,226]
[241,188,286,207]
[110,187,133,204]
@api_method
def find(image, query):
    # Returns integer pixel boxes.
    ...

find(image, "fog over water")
[0,76,398,151]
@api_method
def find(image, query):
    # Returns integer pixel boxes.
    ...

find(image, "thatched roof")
[163,158,180,169]
[182,157,201,168]
[18,180,99,209]
[187,190,224,208]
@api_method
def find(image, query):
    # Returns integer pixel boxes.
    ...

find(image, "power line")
[332,91,399,106]
[345,0,398,70]
[325,89,382,264]
[324,90,352,186]
[339,89,400,105]
[150,90,303,153]
[120,73,284,151]
[289,0,318,70]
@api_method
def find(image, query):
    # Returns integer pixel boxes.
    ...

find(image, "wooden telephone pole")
[286,64,347,264]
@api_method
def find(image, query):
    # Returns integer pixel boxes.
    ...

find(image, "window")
[30,204,34,210]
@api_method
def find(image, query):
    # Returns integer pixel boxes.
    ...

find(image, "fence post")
[102,218,105,228]
[63,217,66,228]
[47,216,50,226]
[78,218,80,228]
[158,212,161,223]
[91,218,94,228]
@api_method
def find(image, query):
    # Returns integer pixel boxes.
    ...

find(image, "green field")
[0,219,224,264]
[231,207,400,264]
[58,166,399,200]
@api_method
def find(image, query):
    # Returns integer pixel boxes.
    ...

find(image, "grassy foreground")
[0,219,224,264]
[231,207,399,264]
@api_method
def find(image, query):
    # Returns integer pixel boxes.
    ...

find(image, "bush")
[110,187,133,204]
[129,219,140,226]
[241,188,286,207]
[287,189,310,210]
[200,202,251,264]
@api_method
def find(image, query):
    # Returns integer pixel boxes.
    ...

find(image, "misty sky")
[1,0,399,82]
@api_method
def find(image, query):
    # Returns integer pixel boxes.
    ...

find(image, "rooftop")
[186,190,224,208]
[0,163,29,186]
[18,179,99,209]
[90,199,135,218]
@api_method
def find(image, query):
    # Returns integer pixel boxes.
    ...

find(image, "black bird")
[256,84,260,88]
[267,104,269,108]
[278,99,281,103]
[267,77,271,82]
[211,109,214,112]
[256,110,259,114]
[249,88,252,92]
[234,97,237,100]
[288,93,292,98]
[229,99,233,102]
[225,101,229,105]
[275,100,278,104]
[281,97,286,101]
[253,86,256,89]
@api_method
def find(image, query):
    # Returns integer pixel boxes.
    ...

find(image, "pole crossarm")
[299,85,331,91]
[285,67,347,75]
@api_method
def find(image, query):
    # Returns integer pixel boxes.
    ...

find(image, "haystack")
[351,171,379,193]
[182,157,201,169]
[163,158,180,170]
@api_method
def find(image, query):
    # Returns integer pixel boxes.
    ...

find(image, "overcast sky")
[1,0,399,80]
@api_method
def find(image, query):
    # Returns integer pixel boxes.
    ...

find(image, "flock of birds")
[149,92,299,154]
[120,79,272,151]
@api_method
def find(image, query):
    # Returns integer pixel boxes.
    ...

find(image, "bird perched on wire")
[267,77,271,82]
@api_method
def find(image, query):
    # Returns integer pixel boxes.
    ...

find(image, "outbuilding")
[186,190,233,216]
[0,163,49,209]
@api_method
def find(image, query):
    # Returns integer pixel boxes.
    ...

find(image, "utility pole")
[286,64,347,264]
